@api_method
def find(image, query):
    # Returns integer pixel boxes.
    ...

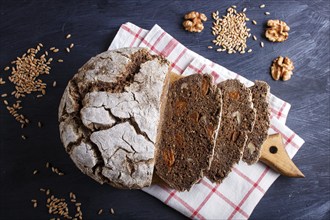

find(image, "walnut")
[183,11,207,33]
[271,56,294,81]
[265,20,290,42]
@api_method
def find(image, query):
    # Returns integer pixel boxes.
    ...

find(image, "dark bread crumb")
[207,79,256,183]
[155,74,222,191]
[243,81,270,164]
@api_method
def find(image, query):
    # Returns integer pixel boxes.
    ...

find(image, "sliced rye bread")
[207,79,256,183]
[243,81,270,164]
[155,73,222,191]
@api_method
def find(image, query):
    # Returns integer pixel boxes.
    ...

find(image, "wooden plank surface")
[0,0,329,219]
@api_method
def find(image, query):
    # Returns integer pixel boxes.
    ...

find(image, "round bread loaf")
[207,79,256,183]
[58,48,170,189]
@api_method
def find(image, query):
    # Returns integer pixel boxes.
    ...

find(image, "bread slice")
[243,81,270,164]
[207,79,256,183]
[155,73,222,191]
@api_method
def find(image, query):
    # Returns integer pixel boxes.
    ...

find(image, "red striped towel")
[109,22,304,220]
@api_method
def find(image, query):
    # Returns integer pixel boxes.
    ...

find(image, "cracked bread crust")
[155,74,222,191]
[243,81,270,164]
[207,79,256,183]
[58,48,170,189]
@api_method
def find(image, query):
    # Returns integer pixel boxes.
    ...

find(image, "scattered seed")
[58,59,63,63]
[248,49,253,53]
[40,188,46,192]
[260,4,266,8]
[253,35,257,41]
[252,20,257,25]
[46,189,50,195]
[207,46,213,49]
[110,208,115,214]
[69,43,74,49]
[4,66,10,71]
[1,93,7,97]
[38,43,43,47]
[53,48,59,53]
[260,41,264,47]
[98,209,103,215]
[33,202,37,208]
[4,100,8,105]
[232,5,237,9]
[66,48,70,53]
[53,81,57,87]
[21,135,27,140]
[49,47,55,51]
[38,121,42,128]
[211,7,251,54]
[66,34,72,39]
[265,12,270,15]
[37,94,43,98]
[45,51,48,56]
[242,8,247,12]
[33,170,38,175]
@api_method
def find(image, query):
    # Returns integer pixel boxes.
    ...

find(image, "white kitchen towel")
[108,22,304,220]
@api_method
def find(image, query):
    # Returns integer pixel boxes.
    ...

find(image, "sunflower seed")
[66,34,71,39]
[265,12,270,15]
[260,41,264,47]
[260,4,266,8]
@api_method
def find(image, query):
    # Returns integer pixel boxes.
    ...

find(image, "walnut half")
[271,56,294,81]
[265,20,290,42]
[182,11,207,33]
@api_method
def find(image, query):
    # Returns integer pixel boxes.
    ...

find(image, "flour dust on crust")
[58,47,170,189]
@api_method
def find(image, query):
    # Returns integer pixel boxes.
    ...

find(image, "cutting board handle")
[259,133,304,178]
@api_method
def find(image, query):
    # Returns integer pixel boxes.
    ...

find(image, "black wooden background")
[0,0,329,219]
